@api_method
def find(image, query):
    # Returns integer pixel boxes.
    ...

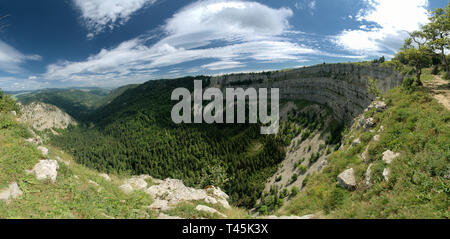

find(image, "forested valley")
[50,77,339,208]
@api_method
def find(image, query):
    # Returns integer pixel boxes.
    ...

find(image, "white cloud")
[44,0,324,86]
[202,60,244,70]
[0,76,48,91]
[0,40,42,74]
[73,0,157,37]
[334,0,429,55]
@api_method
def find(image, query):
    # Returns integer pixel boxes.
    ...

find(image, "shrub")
[0,90,18,113]
[275,175,282,182]
[402,77,416,92]
[280,188,289,198]
[298,165,307,174]
[290,174,298,184]
[290,187,299,198]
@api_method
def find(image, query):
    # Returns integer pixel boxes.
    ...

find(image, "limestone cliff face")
[18,102,77,131]
[209,63,403,123]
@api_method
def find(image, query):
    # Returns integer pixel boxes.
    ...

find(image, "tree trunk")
[442,47,449,73]
[416,68,423,86]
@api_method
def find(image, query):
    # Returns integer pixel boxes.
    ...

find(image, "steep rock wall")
[209,63,404,123]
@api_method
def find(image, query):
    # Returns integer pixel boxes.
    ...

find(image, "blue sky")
[0,0,447,91]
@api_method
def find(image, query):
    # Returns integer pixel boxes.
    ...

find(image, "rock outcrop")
[120,176,231,211]
[37,146,49,156]
[145,179,230,209]
[119,175,150,193]
[382,150,400,164]
[27,160,59,182]
[0,182,23,201]
[337,168,356,190]
[19,102,77,131]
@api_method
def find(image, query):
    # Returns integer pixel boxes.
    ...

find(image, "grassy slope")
[0,110,246,219]
[281,79,450,218]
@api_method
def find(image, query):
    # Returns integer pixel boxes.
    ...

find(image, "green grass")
[282,86,450,218]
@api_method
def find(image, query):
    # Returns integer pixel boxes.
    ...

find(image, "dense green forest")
[50,77,339,207]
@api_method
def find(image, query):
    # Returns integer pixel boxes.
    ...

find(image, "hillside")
[280,71,449,218]
[0,95,248,219]
[16,85,137,121]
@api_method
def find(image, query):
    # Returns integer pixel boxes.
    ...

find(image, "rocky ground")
[424,75,450,111]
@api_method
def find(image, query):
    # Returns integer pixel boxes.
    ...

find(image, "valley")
[0,62,448,219]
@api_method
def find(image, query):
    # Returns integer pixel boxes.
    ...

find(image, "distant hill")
[16,85,137,121]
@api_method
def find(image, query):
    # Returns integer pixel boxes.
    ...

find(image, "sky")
[0,0,447,91]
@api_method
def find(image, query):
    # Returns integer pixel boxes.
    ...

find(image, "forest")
[50,76,339,208]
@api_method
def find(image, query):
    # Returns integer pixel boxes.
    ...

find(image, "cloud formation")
[73,0,157,38]
[44,0,320,86]
[334,0,429,55]
[0,40,41,74]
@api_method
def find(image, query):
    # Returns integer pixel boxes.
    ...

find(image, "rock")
[351,138,361,146]
[337,168,356,190]
[195,205,227,218]
[119,184,133,194]
[120,175,150,193]
[365,164,373,187]
[361,145,370,163]
[358,117,376,131]
[148,199,171,211]
[158,213,183,219]
[25,135,42,145]
[10,111,17,116]
[373,101,387,112]
[37,146,49,156]
[378,125,384,133]
[373,134,380,142]
[145,178,231,209]
[382,168,390,181]
[88,180,99,187]
[382,150,400,164]
[207,186,229,200]
[29,160,59,182]
[0,182,23,201]
[100,173,111,181]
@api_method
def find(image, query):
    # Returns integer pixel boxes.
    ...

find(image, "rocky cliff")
[209,63,404,123]
[18,102,77,131]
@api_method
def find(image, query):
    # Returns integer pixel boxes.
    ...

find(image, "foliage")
[283,87,450,218]
[0,90,19,113]
[50,77,287,208]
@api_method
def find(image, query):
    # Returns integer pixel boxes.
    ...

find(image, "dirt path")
[424,75,450,111]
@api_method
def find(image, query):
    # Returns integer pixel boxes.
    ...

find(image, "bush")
[402,77,416,92]
[275,175,282,182]
[444,72,449,80]
[290,174,298,184]
[280,188,289,198]
[290,187,299,198]
[0,90,18,113]
[298,165,307,174]
[431,65,440,75]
